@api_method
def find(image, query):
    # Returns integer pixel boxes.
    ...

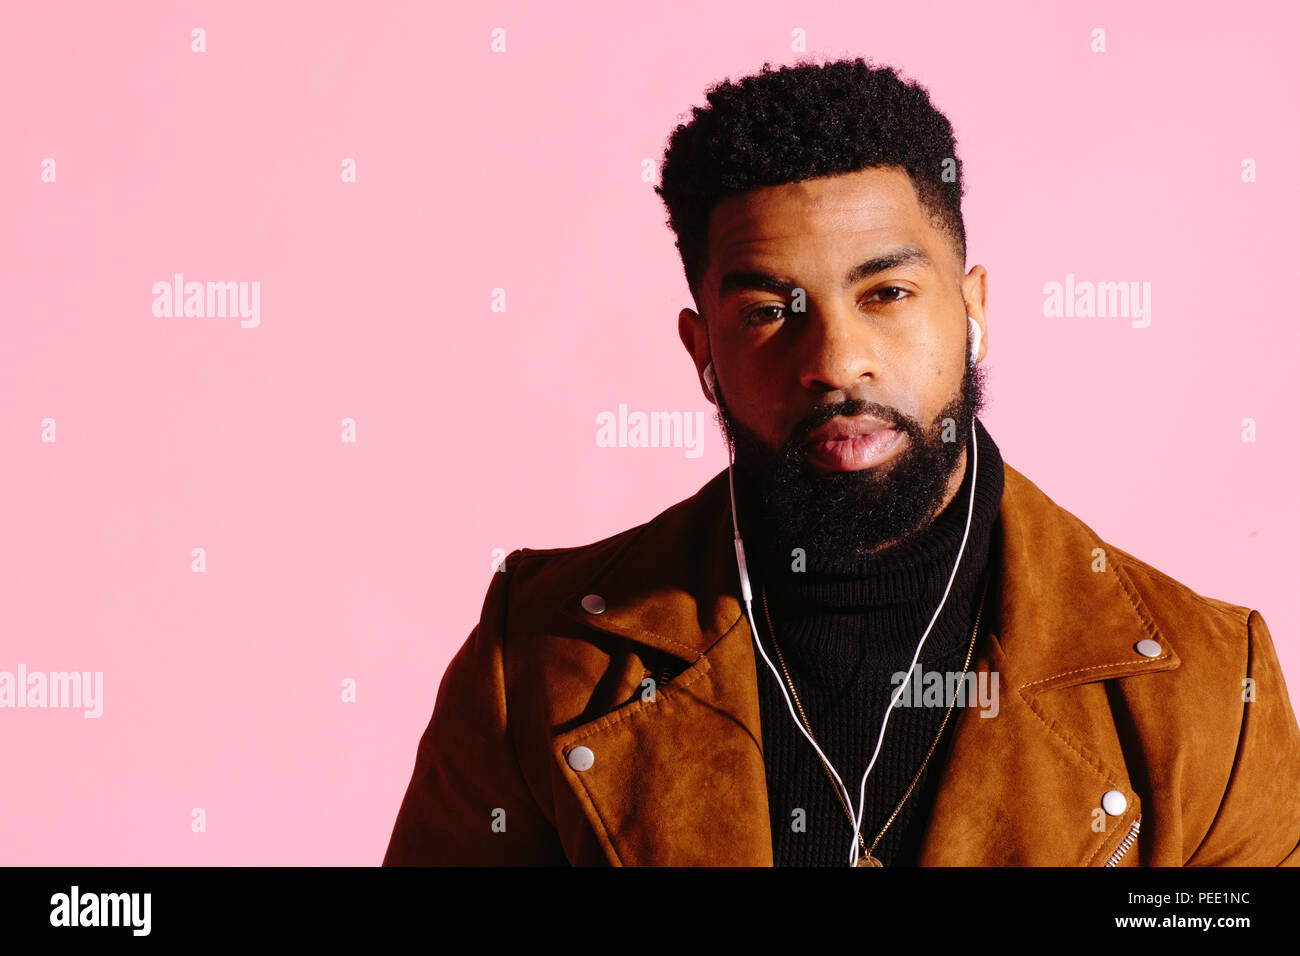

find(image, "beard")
[714,342,987,566]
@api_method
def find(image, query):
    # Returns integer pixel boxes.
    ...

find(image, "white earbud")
[703,362,717,398]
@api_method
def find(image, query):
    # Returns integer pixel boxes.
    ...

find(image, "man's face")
[678,166,989,562]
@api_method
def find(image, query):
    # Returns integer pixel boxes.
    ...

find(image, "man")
[383,58,1300,866]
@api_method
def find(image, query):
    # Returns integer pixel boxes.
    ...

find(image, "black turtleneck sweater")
[744,418,1005,866]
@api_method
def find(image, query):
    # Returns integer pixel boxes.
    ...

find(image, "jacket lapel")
[550,471,771,865]
[552,461,1180,865]
[914,466,1181,865]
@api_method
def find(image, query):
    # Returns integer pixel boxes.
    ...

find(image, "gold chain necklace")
[761,570,988,867]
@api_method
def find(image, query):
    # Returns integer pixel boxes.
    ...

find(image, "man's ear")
[678,307,714,404]
[962,265,989,363]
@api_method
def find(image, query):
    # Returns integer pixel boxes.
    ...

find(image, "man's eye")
[743,288,910,325]
[872,286,910,303]
[742,304,786,326]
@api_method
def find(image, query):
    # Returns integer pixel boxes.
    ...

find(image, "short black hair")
[655,57,967,307]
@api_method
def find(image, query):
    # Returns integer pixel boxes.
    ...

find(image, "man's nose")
[796,304,880,396]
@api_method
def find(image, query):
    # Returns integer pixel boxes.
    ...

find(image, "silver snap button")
[580,593,606,614]
[567,746,594,772]
[1135,639,1162,658]
[1102,790,1128,815]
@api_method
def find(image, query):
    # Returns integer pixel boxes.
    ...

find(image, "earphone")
[702,317,980,866]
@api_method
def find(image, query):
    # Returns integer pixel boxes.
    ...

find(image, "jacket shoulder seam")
[512,521,647,560]
[1104,544,1252,624]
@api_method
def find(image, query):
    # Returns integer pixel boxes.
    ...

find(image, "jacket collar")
[552,457,1180,865]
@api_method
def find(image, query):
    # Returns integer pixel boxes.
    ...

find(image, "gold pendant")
[856,853,884,867]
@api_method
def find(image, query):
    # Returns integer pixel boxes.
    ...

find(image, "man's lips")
[803,415,902,471]
[804,415,894,443]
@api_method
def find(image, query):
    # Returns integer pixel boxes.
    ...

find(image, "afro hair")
[655,57,967,307]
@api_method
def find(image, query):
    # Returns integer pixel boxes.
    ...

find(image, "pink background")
[2,0,1297,864]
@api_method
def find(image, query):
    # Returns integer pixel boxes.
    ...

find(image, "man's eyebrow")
[717,245,934,299]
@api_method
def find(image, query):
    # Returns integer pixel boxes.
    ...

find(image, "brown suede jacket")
[383,463,1300,866]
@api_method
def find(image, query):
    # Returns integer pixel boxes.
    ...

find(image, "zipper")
[1103,814,1141,867]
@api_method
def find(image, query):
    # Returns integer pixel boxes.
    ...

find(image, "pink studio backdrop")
[2,1,1297,865]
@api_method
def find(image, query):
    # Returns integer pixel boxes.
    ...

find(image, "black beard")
[714,352,987,566]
